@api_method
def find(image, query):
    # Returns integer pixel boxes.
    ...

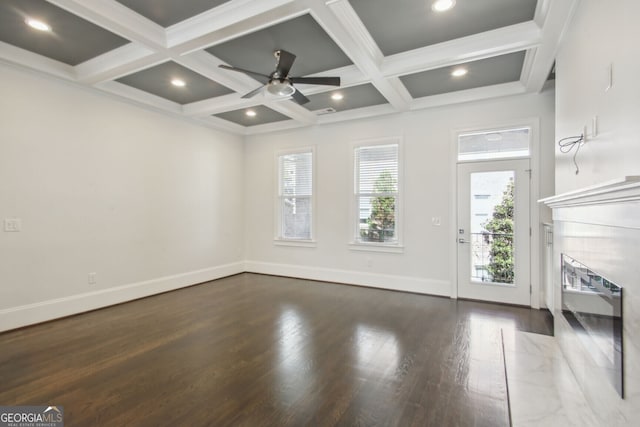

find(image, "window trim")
[274,146,316,247]
[349,136,403,252]
[456,125,533,163]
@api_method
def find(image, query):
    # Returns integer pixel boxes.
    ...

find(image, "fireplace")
[561,254,623,397]
[541,176,640,423]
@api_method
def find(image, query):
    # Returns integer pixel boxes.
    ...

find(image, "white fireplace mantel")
[539,176,640,208]
[540,176,640,230]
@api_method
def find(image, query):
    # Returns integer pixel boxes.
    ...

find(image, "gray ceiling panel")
[115,0,231,27]
[303,83,388,113]
[215,105,290,127]
[400,51,526,98]
[350,0,537,55]
[0,0,129,65]
[117,61,233,104]
[207,14,352,78]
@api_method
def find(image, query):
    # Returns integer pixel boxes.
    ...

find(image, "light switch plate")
[4,218,22,232]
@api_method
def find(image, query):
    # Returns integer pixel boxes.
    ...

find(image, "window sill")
[348,242,404,254]
[274,239,317,248]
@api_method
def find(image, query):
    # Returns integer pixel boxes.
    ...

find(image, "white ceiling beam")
[166,0,299,51]
[382,22,541,78]
[183,94,262,117]
[172,51,259,94]
[95,80,183,114]
[312,0,412,111]
[265,99,318,125]
[410,81,526,111]
[318,103,397,125]
[171,3,309,56]
[0,42,76,81]
[46,0,166,49]
[534,0,553,28]
[522,0,579,93]
[75,44,165,84]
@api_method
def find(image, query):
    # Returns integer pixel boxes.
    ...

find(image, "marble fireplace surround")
[542,177,640,425]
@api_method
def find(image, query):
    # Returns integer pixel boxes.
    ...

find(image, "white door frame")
[449,118,541,308]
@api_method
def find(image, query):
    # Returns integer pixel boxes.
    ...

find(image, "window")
[277,149,313,241]
[353,140,400,246]
[458,127,530,161]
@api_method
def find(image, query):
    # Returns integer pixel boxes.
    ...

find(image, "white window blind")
[354,143,399,243]
[278,150,313,240]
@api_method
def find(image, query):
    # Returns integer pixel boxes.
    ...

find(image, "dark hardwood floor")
[0,273,552,426]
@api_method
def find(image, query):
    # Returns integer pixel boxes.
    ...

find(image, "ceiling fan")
[218,49,340,105]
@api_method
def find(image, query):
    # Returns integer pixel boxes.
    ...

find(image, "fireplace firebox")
[561,254,623,397]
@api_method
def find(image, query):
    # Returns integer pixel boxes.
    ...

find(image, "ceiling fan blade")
[219,64,270,83]
[289,76,340,86]
[290,88,309,105]
[275,50,296,78]
[241,86,265,99]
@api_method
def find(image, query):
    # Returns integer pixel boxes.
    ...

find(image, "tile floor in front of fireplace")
[503,330,600,426]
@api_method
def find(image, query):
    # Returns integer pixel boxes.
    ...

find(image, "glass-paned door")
[457,159,530,306]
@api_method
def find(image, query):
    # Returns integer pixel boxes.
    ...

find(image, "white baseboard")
[244,260,451,297]
[1,261,450,332]
[0,262,244,332]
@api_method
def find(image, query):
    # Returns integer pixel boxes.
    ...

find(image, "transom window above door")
[458,127,530,162]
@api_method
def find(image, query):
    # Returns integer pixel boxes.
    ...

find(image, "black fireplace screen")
[561,254,623,397]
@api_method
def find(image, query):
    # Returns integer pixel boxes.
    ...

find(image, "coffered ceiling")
[0,0,576,135]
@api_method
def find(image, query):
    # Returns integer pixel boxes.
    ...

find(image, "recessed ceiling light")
[451,67,468,77]
[431,0,456,12]
[25,18,51,32]
[331,93,344,101]
[245,109,257,117]
[171,78,186,87]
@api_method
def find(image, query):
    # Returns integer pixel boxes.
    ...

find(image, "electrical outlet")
[4,218,22,232]
[88,272,97,285]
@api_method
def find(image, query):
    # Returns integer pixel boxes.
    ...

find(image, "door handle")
[458,238,469,244]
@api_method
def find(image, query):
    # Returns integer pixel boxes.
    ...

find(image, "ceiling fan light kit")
[267,80,296,97]
[219,49,341,105]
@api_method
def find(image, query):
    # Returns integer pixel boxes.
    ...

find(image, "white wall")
[0,63,245,331]
[244,91,555,297]
[555,0,640,193]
